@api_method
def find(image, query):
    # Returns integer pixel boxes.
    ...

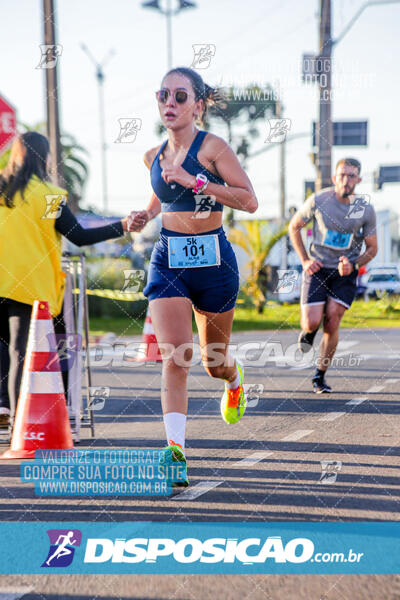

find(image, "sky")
[2,0,400,221]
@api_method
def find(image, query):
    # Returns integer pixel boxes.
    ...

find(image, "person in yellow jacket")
[0,132,134,428]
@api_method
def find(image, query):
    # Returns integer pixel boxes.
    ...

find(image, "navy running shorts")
[301,267,358,309]
[144,227,239,313]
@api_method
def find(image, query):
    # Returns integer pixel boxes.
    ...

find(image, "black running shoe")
[298,329,318,353]
[312,376,332,394]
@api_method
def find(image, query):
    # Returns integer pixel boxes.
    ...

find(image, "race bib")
[168,234,221,268]
[322,229,353,250]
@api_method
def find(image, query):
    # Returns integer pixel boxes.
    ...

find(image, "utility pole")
[43,0,64,186]
[276,99,288,270]
[81,45,114,214]
[316,0,332,192]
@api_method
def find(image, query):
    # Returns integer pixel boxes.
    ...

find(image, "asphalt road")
[1,329,399,599]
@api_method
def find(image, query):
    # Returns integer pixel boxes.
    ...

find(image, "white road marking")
[385,378,400,384]
[318,412,346,422]
[289,340,360,370]
[357,354,400,360]
[334,340,360,353]
[233,451,273,466]
[281,430,314,442]
[172,480,222,500]
[346,396,367,406]
[367,385,385,393]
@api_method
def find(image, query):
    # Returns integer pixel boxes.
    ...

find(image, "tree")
[206,83,277,165]
[228,219,288,313]
[0,123,89,213]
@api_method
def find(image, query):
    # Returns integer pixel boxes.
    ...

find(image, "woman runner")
[128,67,258,486]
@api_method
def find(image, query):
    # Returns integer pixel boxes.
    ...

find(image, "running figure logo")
[36,45,63,69]
[275,270,299,294]
[192,195,216,219]
[44,334,81,372]
[42,529,82,567]
[319,460,342,484]
[42,195,67,219]
[243,383,264,408]
[115,118,142,143]
[265,118,291,144]
[345,195,370,219]
[88,387,110,411]
[122,269,145,293]
[191,44,216,69]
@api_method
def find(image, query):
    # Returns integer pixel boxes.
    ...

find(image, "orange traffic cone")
[1,301,73,459]
[135,307,162,362]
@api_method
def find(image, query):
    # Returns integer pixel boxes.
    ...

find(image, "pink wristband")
[193,173,209,194]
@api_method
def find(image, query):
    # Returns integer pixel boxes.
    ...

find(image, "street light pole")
[142,0,196,70]
[42,0,64,186]
[81,45,114,214]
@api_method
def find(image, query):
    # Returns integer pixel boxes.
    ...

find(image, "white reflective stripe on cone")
[20,371,64,396]
[143,322,154,334]
[26,320,54,352]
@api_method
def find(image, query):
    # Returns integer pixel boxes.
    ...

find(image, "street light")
[81,44,115,214]
[142,0,197,70]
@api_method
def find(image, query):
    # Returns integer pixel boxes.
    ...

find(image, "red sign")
[0,95,17,154]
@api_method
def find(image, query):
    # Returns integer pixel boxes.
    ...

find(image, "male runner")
[288,158,377,393]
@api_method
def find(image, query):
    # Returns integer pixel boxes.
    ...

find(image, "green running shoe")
[161,441,189,488]
[220,362,246,425]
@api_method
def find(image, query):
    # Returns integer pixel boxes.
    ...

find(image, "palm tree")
[0,123,89,213]
[228,220,288,313]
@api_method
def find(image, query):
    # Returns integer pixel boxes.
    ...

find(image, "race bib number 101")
[168,234,221,268]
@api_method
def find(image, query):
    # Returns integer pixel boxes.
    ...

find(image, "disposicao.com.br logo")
[82,536,363,565]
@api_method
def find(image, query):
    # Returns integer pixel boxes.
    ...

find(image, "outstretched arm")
[55,204,126,247]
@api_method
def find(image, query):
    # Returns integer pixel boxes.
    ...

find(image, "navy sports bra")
[150,130,224,213]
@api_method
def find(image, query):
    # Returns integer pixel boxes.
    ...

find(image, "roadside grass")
[89,298,400,336]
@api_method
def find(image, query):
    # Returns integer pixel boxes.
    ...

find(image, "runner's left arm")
[352,207,378,268]
[353,234,378,268]
[159,135,258,213]
[199,137,257,213]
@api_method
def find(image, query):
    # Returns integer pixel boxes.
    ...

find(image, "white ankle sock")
[163,412,186,451]
[226,368,240,390]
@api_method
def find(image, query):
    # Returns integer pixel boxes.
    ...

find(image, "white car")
[365,268,400,297]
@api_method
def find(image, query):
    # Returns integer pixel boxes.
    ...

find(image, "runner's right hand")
[127,210,149,232]
[302,259,323,275]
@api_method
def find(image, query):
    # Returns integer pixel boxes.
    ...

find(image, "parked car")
[365,268,400,298]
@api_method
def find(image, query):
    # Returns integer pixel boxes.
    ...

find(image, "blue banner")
[0,522,399,574]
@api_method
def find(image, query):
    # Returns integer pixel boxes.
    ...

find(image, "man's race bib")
[168,234,221,268]
[321,229,353,250]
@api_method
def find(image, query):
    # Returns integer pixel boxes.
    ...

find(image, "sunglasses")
[155,88,190,104]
